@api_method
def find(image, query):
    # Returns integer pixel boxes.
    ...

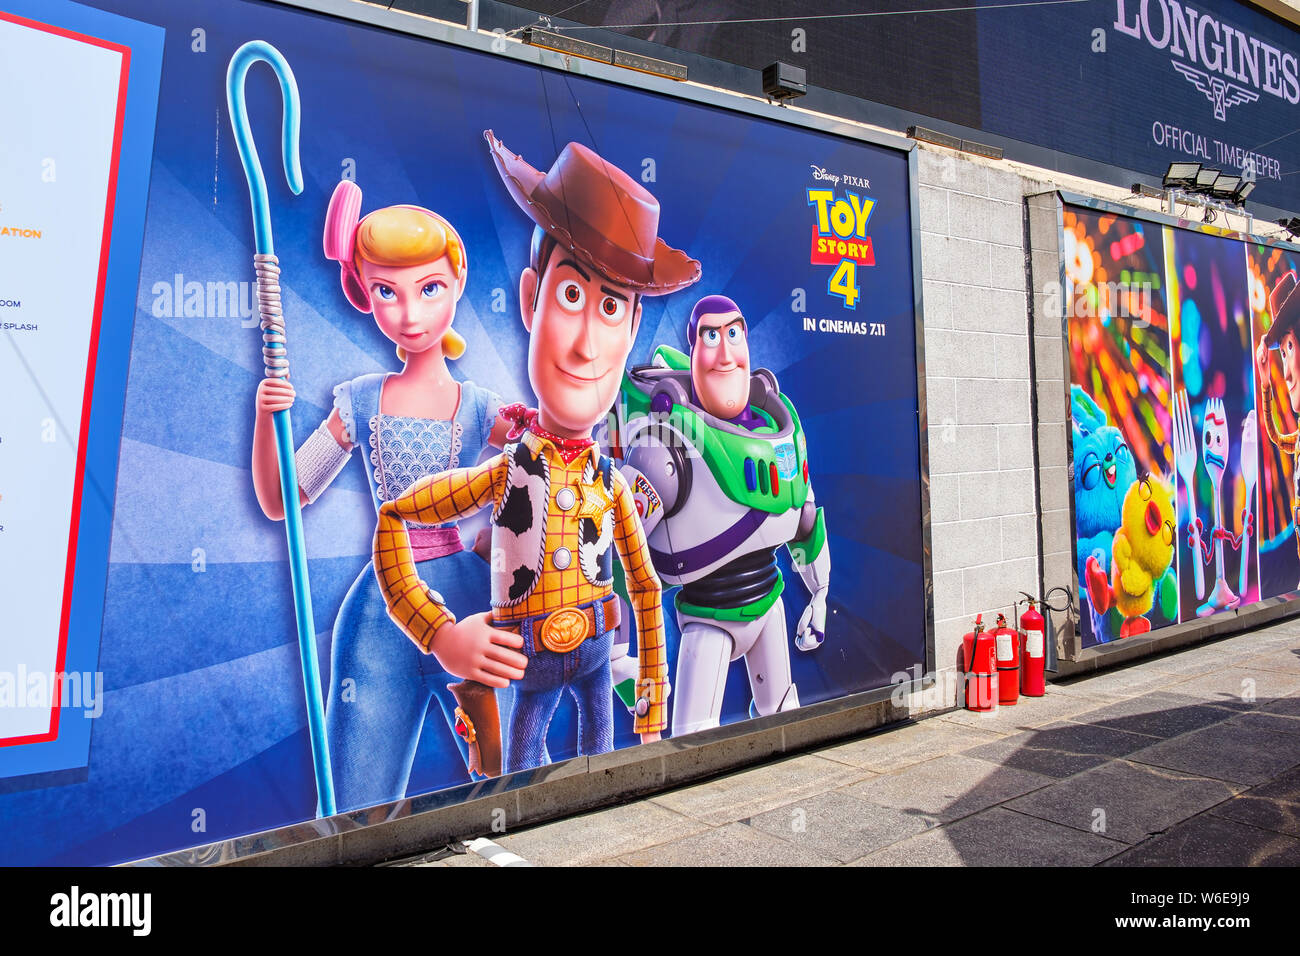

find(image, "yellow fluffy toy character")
[1109,475,1178,637]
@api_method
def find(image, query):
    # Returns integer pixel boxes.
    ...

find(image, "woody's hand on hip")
[430,612,528,688]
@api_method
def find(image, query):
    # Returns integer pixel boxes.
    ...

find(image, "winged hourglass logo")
[1172,60,1260,121]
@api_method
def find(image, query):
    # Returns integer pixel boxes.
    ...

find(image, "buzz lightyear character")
[614,295,829,737]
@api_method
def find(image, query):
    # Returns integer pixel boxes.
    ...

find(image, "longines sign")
[1115,0,1300,118]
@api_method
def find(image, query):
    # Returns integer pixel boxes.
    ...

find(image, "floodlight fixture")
[1163,162,1201,188]
[613,49,687,81]
[1210,175,1241,200]
[1195,168,1221,192]
[907,126,1004,160]
[521,27,613,64]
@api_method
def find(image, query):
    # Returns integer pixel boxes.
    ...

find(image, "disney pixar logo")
[809,165,870,191]
[1113,0,1300,121]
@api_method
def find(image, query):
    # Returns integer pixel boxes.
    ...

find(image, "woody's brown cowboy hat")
[486,129,700,295]
[1265,271,1300,348]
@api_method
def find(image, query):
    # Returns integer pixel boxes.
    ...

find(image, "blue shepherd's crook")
[227,41,336,818]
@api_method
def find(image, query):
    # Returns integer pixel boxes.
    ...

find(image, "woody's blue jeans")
[499,626,615,774]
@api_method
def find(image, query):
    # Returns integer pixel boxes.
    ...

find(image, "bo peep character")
[251,181,513,811]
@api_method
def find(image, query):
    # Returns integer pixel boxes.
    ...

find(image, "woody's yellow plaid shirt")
[374,430,668,734]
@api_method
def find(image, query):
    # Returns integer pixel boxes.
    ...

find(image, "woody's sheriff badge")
[574,480,615,523]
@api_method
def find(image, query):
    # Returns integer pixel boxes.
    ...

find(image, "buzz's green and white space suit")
[613,346,830,737]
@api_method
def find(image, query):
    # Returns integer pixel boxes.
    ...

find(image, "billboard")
[0,0,928,864]
[512,0,1300,215]
[1065,200,1300,647]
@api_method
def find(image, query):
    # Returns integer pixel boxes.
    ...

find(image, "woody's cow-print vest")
[489,440,615,608]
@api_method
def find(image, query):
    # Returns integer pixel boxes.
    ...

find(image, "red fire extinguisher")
[1018,592,1046,698]
[961,614,998,713]
[993,612,1020,706]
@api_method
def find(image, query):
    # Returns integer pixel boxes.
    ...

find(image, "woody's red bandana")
[500,403,595,464]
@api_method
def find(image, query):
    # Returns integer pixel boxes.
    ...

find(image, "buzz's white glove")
[795,587,827,652]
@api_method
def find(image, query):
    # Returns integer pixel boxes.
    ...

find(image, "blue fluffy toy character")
[1071,385,1136,643]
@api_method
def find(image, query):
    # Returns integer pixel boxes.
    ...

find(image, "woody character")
[373,131,701,773]
[1255,271,1300,570]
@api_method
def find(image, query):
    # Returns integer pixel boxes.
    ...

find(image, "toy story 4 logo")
[806,177,875,310]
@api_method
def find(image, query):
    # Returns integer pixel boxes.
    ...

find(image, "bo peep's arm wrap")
[294,381,356,503]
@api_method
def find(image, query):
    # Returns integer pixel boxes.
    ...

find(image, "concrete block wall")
[912,146,1044,709]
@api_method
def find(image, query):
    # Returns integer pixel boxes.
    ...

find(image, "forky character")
[1173,390,1257,618]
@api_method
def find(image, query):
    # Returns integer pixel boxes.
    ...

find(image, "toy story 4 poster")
[0,0,928,864]
[1066,202,1300,648]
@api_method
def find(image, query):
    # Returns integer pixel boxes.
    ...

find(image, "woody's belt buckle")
[538,607,590,653]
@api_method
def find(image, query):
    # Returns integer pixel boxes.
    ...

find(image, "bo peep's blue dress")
[322,372,500,812]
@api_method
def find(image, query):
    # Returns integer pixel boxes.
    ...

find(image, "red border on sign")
[0,11,131,747]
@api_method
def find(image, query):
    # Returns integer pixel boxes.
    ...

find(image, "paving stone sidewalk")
[409,619,1300,867]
